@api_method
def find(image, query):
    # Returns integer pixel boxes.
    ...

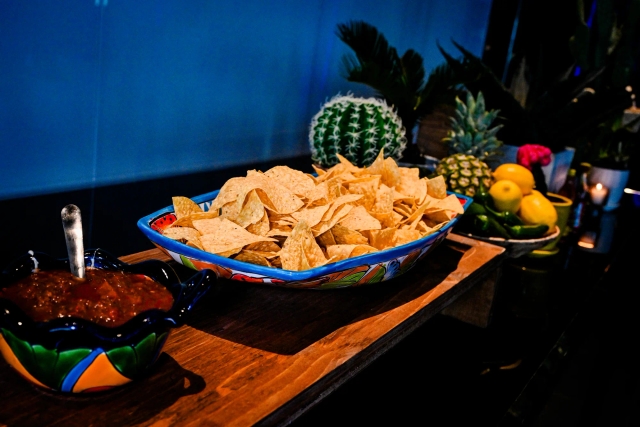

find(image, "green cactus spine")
[309,94,407,168]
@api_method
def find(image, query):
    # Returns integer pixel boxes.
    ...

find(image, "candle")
[590,183,608,206]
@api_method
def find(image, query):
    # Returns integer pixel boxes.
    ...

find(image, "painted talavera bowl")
[0,249,216,393]
[137,190,472,290]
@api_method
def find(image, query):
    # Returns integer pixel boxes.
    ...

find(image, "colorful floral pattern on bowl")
[137,190,472,290]
[0,249,216,393]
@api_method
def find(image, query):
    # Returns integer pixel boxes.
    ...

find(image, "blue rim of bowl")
[137,190,473,281]
[0,249,215,348]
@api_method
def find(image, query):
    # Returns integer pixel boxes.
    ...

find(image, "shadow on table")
[184,243,464,355]
[0,353,205,427]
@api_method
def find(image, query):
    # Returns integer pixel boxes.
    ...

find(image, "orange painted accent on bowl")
[0,334,50,389]
[360,264,384,283]
[328,264,369,282]
[72,352,131,393]
[190,259,234,278]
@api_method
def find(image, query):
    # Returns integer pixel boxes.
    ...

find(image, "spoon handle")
[61,204,85,279]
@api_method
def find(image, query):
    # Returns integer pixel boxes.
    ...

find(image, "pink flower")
[517,144,552,170]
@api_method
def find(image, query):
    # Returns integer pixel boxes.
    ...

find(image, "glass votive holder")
[589,182,609,206]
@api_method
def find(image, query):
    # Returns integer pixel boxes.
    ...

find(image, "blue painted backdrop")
[0,0,492,200]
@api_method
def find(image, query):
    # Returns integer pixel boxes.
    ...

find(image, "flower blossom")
[517,144,552,170]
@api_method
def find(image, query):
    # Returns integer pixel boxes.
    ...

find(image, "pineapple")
[435,91,503,197]
[436,153,493,197]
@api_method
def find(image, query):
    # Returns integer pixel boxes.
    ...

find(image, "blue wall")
[0,0,492,200]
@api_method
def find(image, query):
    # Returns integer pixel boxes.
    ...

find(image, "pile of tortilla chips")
[161,151,464,271]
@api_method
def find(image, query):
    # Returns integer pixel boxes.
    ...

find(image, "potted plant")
[434,0,639,193]
[579,112,640,211]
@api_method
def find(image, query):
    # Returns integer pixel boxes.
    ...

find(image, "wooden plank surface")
[0,234,504,427]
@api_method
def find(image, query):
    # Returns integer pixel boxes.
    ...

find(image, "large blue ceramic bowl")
[0,249,216,393]
[137,190,472,290]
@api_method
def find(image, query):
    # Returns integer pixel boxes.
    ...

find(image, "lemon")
[489,179,523,213]
[518,190,558,233]
[493,163,535,195]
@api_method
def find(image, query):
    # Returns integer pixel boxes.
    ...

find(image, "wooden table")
[0,234,504,427]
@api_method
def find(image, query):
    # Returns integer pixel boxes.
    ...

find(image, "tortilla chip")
[322,194,362,222]
[403,202,430,230]
[220,200,241,222]
[186,239,205,251]
[233,250,272,267]
[173,196,203,219]
[316,229,337,247]
[236,189,266,227]
[246,210,271,236]
[162,226,201,242]
[381,157,402,188]
[280,220,328,271]
[427,175,447,199]
[382,211,404,228]
[195,217,277,255]
[363,149,385,176]
[237,170,305,214]
[346,176,380,210]
[369,183,394,223]
[215,247,243,258]
[367,228,398,250]
[291,203,331,228]
[170,210,219,228]
[264,165,317,198]
[245,241,281,252]
[396,168,421,196]
[326,244,378,262]
[338,205,382,231]
[305,181,330,207]
[433,193,465,214]
[313,203,353,236]
[394,229,422,246]
[209,177,247,212]
[331,224,369,245]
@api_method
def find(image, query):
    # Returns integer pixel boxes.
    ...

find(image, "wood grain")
[0,234,504,427]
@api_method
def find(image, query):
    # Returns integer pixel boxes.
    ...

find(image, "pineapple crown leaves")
[442,90,504,161]
[335,21,465,134]
[309,93,407,168]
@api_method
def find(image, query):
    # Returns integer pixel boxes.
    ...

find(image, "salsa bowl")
[137,190,472,290]
[0,249,216,393]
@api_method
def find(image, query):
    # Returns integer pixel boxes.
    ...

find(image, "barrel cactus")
[309,94,407,168]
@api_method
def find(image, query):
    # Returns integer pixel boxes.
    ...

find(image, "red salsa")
[0,268,174,327]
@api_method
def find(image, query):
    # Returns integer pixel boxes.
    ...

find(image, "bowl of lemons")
[453,163,564,258]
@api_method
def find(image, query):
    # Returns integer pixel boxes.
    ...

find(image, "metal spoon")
[61,204,85,279]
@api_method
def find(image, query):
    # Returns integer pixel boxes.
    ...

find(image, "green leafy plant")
[580,112,640,169]
[335,20,464,163]
[438,40,632,155]
[436,0,638,156]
